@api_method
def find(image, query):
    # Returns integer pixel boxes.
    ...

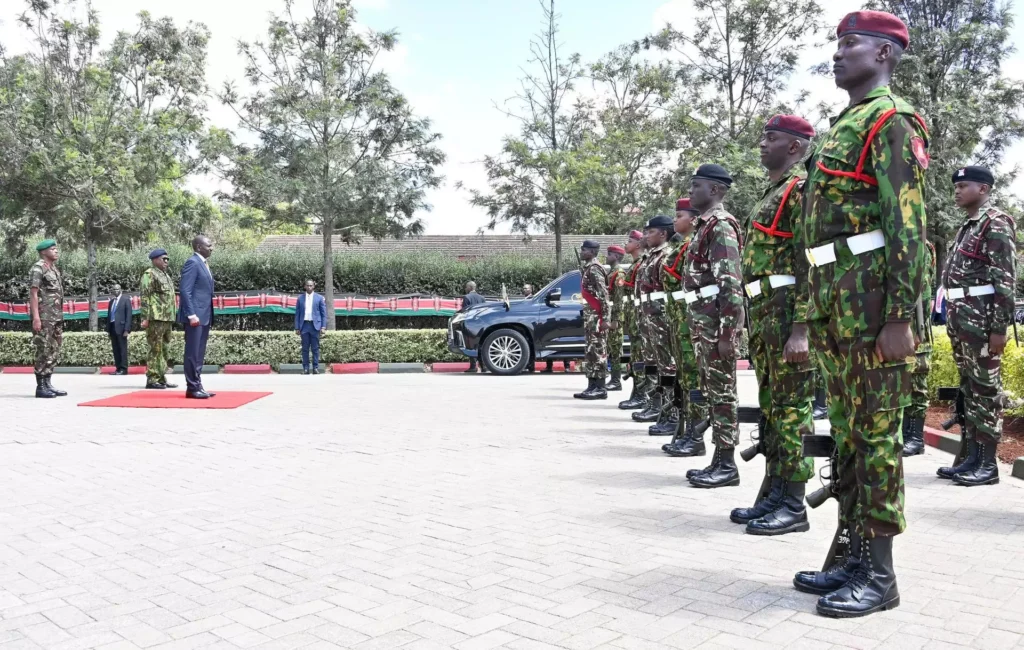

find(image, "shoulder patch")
[911,136,929,169]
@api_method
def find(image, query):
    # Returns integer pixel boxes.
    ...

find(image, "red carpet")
[79,391,272,409]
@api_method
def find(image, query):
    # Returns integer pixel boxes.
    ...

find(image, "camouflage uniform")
[663,236,707,424]
[580,259,610,380]
[141,266,177,385]
[943,200,1017,446]
[802,85,928,539]
[630,251,652,368]
[907,241,936,420]
[29,259,64,376]
[607,263,630,374]
[743,167,814,482]
[638,242,675,376]
[683,204,745,449]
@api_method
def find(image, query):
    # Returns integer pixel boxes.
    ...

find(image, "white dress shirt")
[304,293,314,321]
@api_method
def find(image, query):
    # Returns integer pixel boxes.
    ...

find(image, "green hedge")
[929,328,1024,416]
[0,246,564,302]
[0,330,460,366]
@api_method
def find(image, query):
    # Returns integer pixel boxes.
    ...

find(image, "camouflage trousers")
[582,310,608,380]
[666,297,707,423]
[33,320,63,376]
[811,321,907,539]
[644,300,676,376]
[608,308,626,374]
[147,321,173,384]
[948,303,1004,444]
[906,348,931,420]
[747,290,814,482]
[688,305,738,449]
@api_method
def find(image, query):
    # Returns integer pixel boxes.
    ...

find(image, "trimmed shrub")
[929,328,1024,416]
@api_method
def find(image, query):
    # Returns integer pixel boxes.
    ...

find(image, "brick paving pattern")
[0,372,1022,649]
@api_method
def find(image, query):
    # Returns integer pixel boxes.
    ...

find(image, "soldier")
[663,198,709,456]
[793,11,928,618]
[937,166,1016,486]
[619,231,651,410]
[141,249,179,390]
[574,240,610,400]
[682,165,744,488]
[29,239,65,399]
[730,115,816,535]
[605,244,628,391]
[903,240,936,456]
[634,216,678,431]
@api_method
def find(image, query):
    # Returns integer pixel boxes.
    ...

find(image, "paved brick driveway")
[0,372,1022,650]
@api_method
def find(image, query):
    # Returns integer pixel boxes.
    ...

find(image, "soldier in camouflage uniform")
[574,240,610,400]
[793,12,927,618]
[29,239,66,399]
[663,198,710,456]
[633,215,678,430]
[141,248,179,390]
[937,165,1016,486]
[618,231,651,410]
[682,164,744,489]
[730,115,816,535]
[902,240,936,456]
[605,244,629,391]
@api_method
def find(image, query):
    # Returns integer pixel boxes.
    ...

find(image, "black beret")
[952,166,994,187]
[149,248,168,260]
[691,163,733,187]
[580,239,600,250]
[645,215,674,229]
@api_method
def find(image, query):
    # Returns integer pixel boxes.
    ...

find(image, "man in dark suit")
[177,235,216,398]
[461,281,487,373]
[106,283,132,374]
[295,279,328,374]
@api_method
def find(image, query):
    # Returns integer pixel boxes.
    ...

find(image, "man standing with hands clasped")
[141,249,178,390]
[295,279,328,375]
[105,284,133,375]
[178,235,216,399]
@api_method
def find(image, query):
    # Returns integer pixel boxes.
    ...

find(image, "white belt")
[671,290,687,301]
[633,297,642,306]
[805,230,885,268]
[647,291,667,303]
[947,285,995,300]
[745,275,797,299]
[682,285,720,304]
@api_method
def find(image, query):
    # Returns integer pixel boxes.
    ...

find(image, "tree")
[868,0,1024,266]
[644,0,825,218]
[0,0,211,330]
[210,0,445,330]
[465,0,600,274]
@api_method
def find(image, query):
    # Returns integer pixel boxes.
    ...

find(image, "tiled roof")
[257,235,629,257]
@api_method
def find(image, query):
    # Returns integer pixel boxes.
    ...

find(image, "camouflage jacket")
[607,264,630,327]
[626,255,645,302]
[942,201,1017,334]
[141,266,177,322]
[684,204,744,337]
[662,235,691,296]
[802,85,928,332]
[580,259,610,323]
[743,166,810,323]
[638,242,671,294]
[29,259,64,322]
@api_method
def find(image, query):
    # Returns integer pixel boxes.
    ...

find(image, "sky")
[2,0,1024,235]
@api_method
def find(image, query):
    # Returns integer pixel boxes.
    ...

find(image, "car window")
[537,270,581,299]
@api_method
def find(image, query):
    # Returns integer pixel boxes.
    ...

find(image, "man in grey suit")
[105,284,133,375]
[177,235,216,398]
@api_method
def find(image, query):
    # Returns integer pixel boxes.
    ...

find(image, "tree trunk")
[87,233,98,332]
[323,222,336,330]
[553,206,562,276]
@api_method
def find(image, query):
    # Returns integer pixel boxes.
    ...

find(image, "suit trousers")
[108,326,128,372]
[300,322,321,370]
[183,323,211,392]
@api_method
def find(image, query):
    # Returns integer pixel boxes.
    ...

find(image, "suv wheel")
[481,328,531,375]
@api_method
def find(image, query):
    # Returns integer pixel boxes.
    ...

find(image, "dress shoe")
[794,532,861,594]
[937,438,978,479]
[953,439,1000,486]
[44,376,67,397]
[186,390,211,399]
[114,369,128,376]
[901,416,925,456]
[690,447,740,488]
[816,537,899,618]
[746,481,810,535]
[730,477,784,524]
[313,368,320,375]
[303,369,310,375]
[34,374,56,399]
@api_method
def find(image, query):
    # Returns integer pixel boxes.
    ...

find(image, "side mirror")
[546,289,562,305]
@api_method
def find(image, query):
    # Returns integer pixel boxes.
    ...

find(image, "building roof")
[257,235,630,257]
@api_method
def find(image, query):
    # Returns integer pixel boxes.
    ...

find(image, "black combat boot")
[618,364,649,410]
[44,375,67,397]
[746,481,810,536]
[663,412,691,452]
[574,378,596,399]
[686,445,718,479]
[649,379,680,435]
[952,439,999,486]
[902,416,925,457]
[793,531,861,595]
[937,439,979,479]
[605,365,622,392]
[689,446,739,488]
[583,378,608,400]
[730,476,784,524]
[35,374,56,399]
[813,388,828,421]
[816,536,899,618]
[671,419,707,458]
[632,382,663,422]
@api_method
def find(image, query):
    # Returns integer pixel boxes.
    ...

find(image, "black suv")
[447,270,629,375]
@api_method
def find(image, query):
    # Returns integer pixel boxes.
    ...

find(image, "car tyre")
[481,328,531,376]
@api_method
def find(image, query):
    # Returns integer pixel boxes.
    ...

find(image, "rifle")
[732,407,770,504]
[938,386,969,466]
[802,433,850,571]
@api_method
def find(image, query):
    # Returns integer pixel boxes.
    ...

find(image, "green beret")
[35,239,57,252]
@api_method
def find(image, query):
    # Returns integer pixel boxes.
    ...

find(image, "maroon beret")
[675,198,699,213]
[607,244,625,255]
[837,11,909,49]
[628,230,644,241]
[764,114,815,140]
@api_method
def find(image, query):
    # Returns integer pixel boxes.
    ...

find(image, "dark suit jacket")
[106,294,133,335]
[294,292,328,331]
[461,291,486,312]
[177,253,215,326]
